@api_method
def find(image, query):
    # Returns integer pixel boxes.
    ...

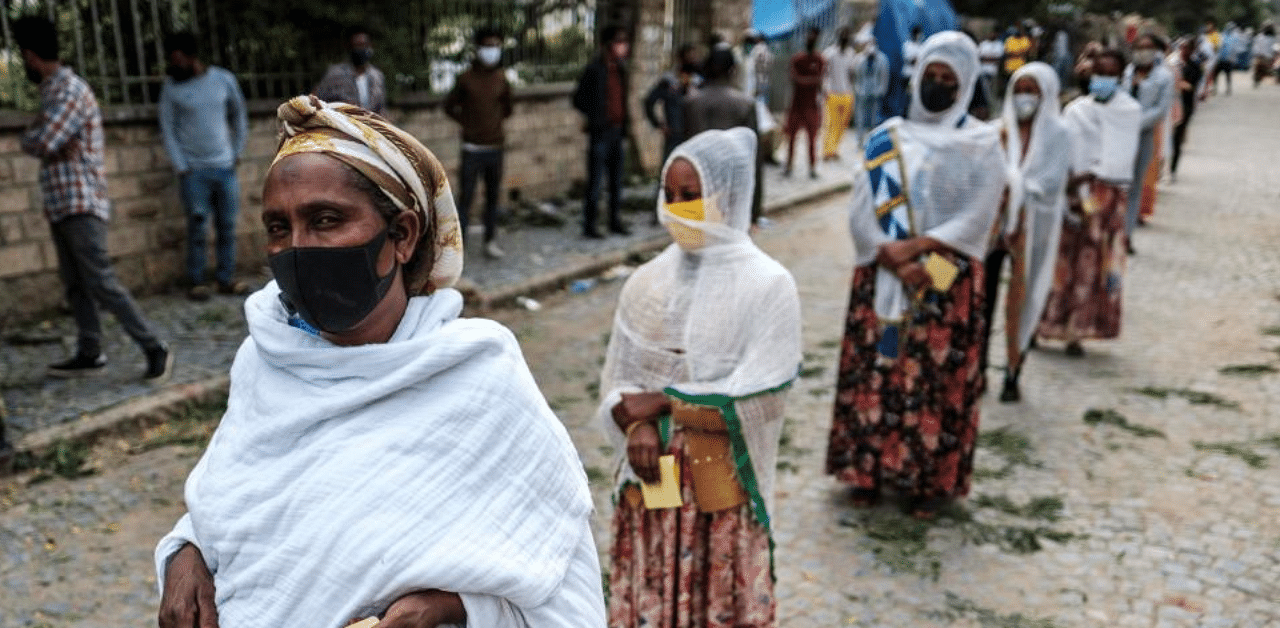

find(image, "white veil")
[849,32,1005,323]
[599,127,802,519]
[1000,62,1071,353]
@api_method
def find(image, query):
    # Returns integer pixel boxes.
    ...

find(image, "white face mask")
[477,46,502,67]
[1013,93,1040,120]
[1133,48,1157,66]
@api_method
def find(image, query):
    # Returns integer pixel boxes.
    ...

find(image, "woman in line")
[826,32,1006,518]
[979,62,1071,402]
[1037,50,1141,356]
[155,96,605,628]
[600,127,802,628]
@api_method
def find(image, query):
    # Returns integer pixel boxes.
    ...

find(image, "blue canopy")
[874,0,959,118]
[753,0,797,39]
[753,0,839,40]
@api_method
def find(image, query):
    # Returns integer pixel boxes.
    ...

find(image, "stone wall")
[0,84,584,325]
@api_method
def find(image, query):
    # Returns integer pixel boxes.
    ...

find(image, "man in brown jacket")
[445,26,513,258]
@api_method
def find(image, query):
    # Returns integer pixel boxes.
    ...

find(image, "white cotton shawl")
[848,34,1004,328]
[599,128,802,518]
[1061,91,1141,185]
[155,284,594,628]
[999,62,1071,353]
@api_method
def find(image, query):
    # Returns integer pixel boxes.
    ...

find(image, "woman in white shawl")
[599,127,801,627]
[1037,49,1140,356]
[155,96,604,628]
[979,62,1070,402]
[826,32,1006,518]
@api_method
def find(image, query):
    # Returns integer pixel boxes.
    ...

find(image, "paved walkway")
[0,132,856,449]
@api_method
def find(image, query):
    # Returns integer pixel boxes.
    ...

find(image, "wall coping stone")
[0,82,575,131]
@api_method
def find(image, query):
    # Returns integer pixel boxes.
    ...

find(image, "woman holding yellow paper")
[826,32,1006,518]
[598,127,802,628]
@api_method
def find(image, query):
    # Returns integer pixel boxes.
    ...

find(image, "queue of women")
[152,29,1144,628]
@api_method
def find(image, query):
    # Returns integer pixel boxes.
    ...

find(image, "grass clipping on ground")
[841,427,1078,581]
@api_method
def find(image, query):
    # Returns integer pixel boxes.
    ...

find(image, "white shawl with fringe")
[155,284,599,627]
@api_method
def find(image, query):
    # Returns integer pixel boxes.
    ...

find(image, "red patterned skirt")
[608,431,775,628]
[825,253,986,501]
[1037,182,1127,342]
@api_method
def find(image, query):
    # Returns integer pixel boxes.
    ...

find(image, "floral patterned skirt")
[825,253,986,501]
[1037,182,1127,342]
[608,431,775,628]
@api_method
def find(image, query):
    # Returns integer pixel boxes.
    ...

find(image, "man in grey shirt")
[160,31,249,300]
[684,46,761,222]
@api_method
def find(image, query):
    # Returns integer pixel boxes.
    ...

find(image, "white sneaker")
[484,241,506,259]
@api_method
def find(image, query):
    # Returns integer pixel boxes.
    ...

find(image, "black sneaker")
[47,353,107,378]
[144,344,174,383]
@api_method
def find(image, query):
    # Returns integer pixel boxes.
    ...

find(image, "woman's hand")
[611,392,671,432]
[877,237,938,271]
[626,422,663,483]
[378,590,466,628]
[158,543,218,628]
[894,261,932,292]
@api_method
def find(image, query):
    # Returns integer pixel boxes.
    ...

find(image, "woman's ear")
[390,211,422,265]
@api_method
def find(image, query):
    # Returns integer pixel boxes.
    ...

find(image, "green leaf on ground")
[798,365,826,379]
[1129,387,1241,410]
[1218,363,1278,376]
[941,592,1061,627]
[1192,440,1269,469]
[1083,408,1166,438]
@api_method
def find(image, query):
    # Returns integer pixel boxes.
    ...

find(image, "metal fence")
[1,0,598,111]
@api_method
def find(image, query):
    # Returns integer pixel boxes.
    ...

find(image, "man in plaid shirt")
[17,16,171,383]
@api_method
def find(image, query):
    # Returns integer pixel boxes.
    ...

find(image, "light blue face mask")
[1089,75,1118,101]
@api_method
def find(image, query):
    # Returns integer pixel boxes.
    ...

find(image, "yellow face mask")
[663,199,707,250]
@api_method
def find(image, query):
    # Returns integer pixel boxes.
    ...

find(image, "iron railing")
[1,0,599,111]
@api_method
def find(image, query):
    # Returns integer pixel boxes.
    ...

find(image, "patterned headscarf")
[270,95,463,294]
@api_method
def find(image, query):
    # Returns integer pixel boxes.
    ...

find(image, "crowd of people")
[5,9,1276,628]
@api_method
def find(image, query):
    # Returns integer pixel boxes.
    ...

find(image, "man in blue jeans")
[160,31,249,300]
[573,25,632,239]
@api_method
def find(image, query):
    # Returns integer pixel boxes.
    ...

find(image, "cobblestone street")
[1,81,1279,626]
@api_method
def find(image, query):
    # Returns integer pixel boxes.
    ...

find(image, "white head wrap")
[600,127,802,518]
[909,31,980,127]
[271,96,463,294]
[999,62,1072,353]
[657,127,755,250]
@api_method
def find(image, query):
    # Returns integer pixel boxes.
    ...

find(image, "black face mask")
[268,228,398,334]
[166,64,195,81]
[350,48,373,67]
[919,79,957,113]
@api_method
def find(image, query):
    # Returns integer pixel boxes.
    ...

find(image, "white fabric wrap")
[155,284,597,627]
[848,33,1005,324]
[598,128,802,518]
[1062,92,1141,185]
[999,62,1071,353]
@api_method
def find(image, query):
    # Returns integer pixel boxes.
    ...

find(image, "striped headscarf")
[271,95,463,294]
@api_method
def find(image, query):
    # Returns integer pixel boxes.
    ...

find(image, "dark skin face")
[662,158,701,204]
[261,153,422,347]
[166,50,203,76]
[922,61,959,88]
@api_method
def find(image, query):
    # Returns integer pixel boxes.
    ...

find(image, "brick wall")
[0,84,585,325]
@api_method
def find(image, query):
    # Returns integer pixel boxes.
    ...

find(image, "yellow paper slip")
[349,618,380,628]
[641,455,683,509]
[924,252,959,292]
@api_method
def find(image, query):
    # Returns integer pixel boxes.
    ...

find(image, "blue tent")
[874,0,958,119]
[753,0,839,41]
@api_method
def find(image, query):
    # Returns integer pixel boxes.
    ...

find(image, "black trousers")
[458,148,504,243]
